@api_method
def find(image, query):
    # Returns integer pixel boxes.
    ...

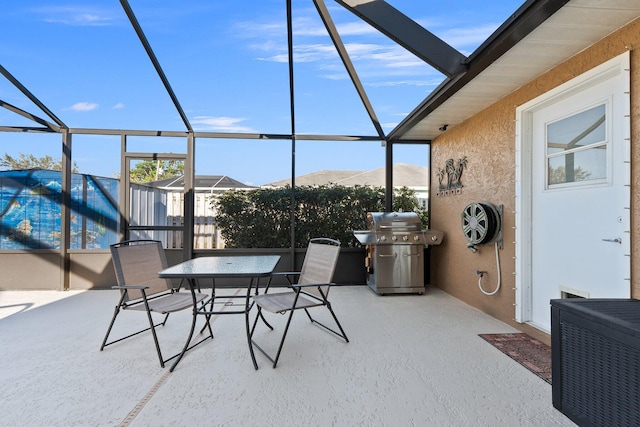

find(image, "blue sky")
[0,1,524,185]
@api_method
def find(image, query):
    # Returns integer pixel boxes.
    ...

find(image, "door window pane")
[547,146,607,185]
[546,103,607,187]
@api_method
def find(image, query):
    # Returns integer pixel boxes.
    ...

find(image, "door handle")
[602,238,622,244]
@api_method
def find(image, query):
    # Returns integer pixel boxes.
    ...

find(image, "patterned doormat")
[479,333,552,384]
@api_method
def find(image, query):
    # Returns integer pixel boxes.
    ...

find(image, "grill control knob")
[379,235,386,242]
[403,235,408,241]
[392,235,397,241]
[414,235,420,241]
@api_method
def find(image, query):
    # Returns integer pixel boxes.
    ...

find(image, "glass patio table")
[158,255,281,371]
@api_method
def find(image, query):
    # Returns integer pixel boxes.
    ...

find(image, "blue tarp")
[0,169,119,249]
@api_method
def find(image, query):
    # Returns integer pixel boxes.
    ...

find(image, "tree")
[0,153,78,172]
[129,160,184,183]
[393,186,429,227]
[548,165,592,185]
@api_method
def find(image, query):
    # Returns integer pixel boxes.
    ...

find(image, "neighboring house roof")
[147,175,255,192]
[265,163,428,188]
[266,170,361,187]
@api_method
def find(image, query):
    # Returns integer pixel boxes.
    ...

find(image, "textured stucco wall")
[430,17,640,343]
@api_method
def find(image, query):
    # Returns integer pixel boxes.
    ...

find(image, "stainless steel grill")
[353,212,443,295]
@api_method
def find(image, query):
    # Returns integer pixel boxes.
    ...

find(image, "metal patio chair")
[100,240,212,368]
[250,238,349,368]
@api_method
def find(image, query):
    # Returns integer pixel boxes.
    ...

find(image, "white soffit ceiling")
[401,0,640,140]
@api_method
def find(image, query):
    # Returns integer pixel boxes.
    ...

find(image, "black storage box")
[551,298,640,426]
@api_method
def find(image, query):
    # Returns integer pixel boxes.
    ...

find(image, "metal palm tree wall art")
[437,156,467,196]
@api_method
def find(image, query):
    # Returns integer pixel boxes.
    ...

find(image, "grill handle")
[377,225,419,230]
[378,253,421,258]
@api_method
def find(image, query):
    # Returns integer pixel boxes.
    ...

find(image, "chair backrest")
[298,238,340,299]
[110,240,172,302]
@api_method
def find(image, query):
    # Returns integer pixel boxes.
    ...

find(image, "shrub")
[213,184,427,248]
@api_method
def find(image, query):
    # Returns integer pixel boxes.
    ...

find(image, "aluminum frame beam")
[314,0,385,139]
[0,64,67,129]
[0,100,61,132]
[120,0,193,132]
[336,0,467,77]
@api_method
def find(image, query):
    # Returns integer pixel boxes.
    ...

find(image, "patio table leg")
[169,278,213,372]
[246,277,259,370]
[199,277,216,335]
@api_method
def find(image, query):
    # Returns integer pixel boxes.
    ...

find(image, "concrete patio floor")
[0,285,575,426]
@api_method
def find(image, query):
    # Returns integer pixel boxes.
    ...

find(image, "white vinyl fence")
[130,184,221,249]
[167,192,221,249]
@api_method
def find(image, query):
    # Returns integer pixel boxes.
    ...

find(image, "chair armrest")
[269,271,302,288]
[291,282,335,288]
[111,285,149,290]
[291,282,335,302]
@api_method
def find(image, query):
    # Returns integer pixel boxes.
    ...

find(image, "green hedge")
[213,184,428,248]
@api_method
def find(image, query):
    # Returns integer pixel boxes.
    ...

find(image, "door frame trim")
[514,52,630,324]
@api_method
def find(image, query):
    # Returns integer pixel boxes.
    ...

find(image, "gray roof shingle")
[265,163,428,188]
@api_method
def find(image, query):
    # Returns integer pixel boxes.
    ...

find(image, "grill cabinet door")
[374,244,423,288]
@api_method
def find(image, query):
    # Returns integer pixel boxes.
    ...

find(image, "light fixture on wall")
[439,124,448,131]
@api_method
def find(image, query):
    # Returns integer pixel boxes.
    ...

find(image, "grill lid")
[367,212,422,231]
[353,212,444,246]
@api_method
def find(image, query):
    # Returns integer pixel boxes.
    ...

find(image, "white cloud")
[191,116,256,133]
[293,17,331,37]
[231,20,285,39]
[70,102,99,112]
[295,44,339,62]
[368,78,441,88]
[442,24,501,50]
[112,103,125,109]
[233,8,498,92]
[233,15,347,39]
[345,43,410,62]
[335,21,378,36]
[33,6,117,26]
[259,42,415,67]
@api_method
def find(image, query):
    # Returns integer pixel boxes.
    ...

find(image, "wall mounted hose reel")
[461,202,503,251]
[461,202,503,296]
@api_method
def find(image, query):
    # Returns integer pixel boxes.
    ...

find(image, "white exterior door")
[516,53,630,332]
